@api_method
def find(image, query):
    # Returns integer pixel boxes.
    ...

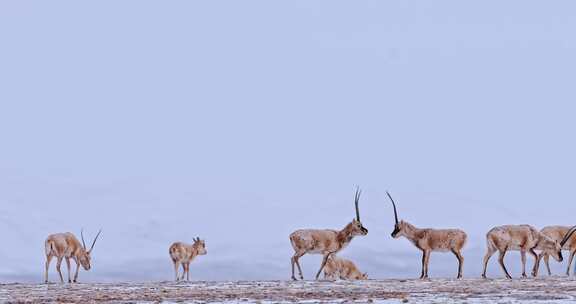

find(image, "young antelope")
[169,237,207,281]
[323,255,368,280]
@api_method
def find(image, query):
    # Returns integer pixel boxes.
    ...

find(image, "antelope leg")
[315,253,332,280]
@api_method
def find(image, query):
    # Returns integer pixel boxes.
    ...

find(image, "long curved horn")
[354,187,362,221]
[81,228,87,250]
[560,226,576,246]
[386,191,399,225]
[89,229,102,253]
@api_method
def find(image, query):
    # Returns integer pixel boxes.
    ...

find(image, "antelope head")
[540,235,563,262]
[193,237,207,255]
[350,187,368,235]
[349,271,369,280]
[386,191,403,238]
[79,229,102,270]
[549,226,576,262]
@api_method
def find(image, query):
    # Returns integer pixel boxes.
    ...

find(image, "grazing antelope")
[535,226,576,276]
[289,188,368,280]
[481,225,567,279]
[169,237,207,281]
[44,229,102,283]
[323,255,368,280]
[386,192,467,279]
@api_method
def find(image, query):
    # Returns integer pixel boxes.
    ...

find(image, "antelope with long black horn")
[481,225,570,279]
[386,191,467,279]
[44,229,102,283]
[289,187,368,280]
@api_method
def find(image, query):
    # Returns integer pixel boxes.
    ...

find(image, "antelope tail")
[44,240,55,256]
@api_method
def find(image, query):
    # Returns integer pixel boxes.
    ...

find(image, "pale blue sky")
[0,1,575,282]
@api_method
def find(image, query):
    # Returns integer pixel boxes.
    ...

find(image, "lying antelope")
[289,187,368,280]
[44,229,102,283]
[169,237,207,281]
[481,225,567,279]
[323,255,368,280]
[386,192,467,279]
[536,226,576,276]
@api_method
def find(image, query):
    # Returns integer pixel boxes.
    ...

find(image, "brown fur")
[289,219,368,280]
[536,226,576,276]
[169,238,207,281]
[392,220,467,279]
[323,255,367,280]
[44,230,100,283]
[481,225,562,279]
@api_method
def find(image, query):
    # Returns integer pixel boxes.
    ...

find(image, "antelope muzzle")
[391,224,401,238]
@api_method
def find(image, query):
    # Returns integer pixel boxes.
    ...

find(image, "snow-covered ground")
[3,277,576,303]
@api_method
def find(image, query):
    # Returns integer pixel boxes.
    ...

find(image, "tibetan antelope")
[535,226,576,277]
[386,192,467,279]
[481,225,567,279]
[323,255,368,280]
[169,237,207,281]
[289,187,368,280]
[44,229,102,283]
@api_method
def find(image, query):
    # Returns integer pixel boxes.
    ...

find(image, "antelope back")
[486,225,540,250]
[290,229,340,253]
[45,233,83,256]
[542,226,576,249]
[425,228,468,251]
